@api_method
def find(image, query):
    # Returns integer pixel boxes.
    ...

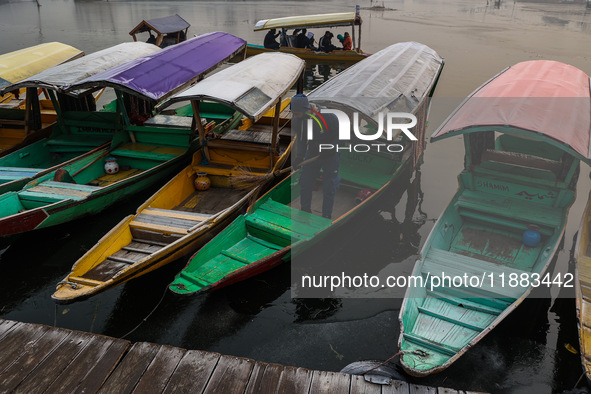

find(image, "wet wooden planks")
[0,319,481,394]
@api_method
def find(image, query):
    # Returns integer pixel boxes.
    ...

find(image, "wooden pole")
[351,24,356,51]
[24,89,31,135]
[192,100,210,163]
[270,100,281,170]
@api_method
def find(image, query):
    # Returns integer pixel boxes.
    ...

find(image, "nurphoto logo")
[305,108,418,153]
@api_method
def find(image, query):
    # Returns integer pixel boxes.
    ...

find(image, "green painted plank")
[417,306,485,332]
[225,238,277,262]
[402,333,457,356]
[246,235,282,251]
[411,313,478,351]
[426,290,502,315]
[260,199,332,231]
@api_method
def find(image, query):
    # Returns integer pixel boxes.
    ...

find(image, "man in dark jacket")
[291,94,340,219]
[295,29,309,48]
[264,29,280,49]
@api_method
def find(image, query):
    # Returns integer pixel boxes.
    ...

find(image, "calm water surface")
[1,0,591,392]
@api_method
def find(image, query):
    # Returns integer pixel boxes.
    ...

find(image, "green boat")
[398,60,591,376]
[0,42,161,195]
[0,32,247,239]
[168,42,445,295]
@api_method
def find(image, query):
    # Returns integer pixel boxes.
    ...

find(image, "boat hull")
[246,44,368,63]
[575,191,591,383]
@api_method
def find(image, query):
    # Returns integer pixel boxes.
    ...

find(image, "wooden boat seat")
[0,166,43,182]
[20,181,101,202]
[130,208,212,235]
[422,248,527,300]
[110,143,185,162]
[246,199,331,244]
[44,134,111,149]
[455,189,562,229]
[220,129,273,145]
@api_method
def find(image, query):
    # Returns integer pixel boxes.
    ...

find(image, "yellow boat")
[575,193,591,382]
[0,42,83,156]
[246,9,369,63]
[52,52,305,304]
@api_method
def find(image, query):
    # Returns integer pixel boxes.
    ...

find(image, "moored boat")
[398,60,591,376]
[0,32,247,240]
[168,42,444,295]
[0,42,84,157]
[247,8,369,63]
[0,42,160,193]
[52,52,305,304]
[575,194,591,382]
[129,14,190,48]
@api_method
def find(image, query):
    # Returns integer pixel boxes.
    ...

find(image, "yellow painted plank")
[153,146,185,156]
[143,208,207,222]
[129,220,188,235]
[94,168,143,187]
[69,276,104,286]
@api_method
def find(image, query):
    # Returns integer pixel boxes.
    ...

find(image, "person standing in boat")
[264,29,281,49]
[291,94,340,219]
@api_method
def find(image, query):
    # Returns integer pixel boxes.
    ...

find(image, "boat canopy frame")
[308,41,444,132]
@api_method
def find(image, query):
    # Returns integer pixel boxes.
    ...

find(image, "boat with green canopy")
[0,42,84,157]
[398,60,591,376]
[0,42,161,194]
[247,7,368,62]
[0,32,247,240]
[168,41,444,296]
[52,52,305,304]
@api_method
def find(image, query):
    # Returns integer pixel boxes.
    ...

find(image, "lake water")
[1,0,591,392]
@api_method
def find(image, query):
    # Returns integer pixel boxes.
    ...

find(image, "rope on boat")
[120,286,168,339]
[358,349,429,376]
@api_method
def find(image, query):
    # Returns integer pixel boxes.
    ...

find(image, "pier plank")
[245,362,284,394]
[202,355,255,394]
[409,384,437,394]
[350,375,382,394]
[0,319,18,338]
[0,323,50,373]
[276,366,314,394]
[13,330,96,394]
[46,335,129,393]
[309,370,352,393]
[382,380,411,394]
[133,345,186,394]
[73,339,130,394]
[437,388,460,394]
[98,342,161,394]
[0,328,70,392]
[163,350,220,394]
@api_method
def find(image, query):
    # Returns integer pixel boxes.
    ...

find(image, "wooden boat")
[168,42,444,295]
[0,32,247,240]
[129,14,190,48]
[398,60,591,376]
[52,52,305,304]
[575,195,591,382]
[0,42,84,157]
[246,9,369,63]
[0,42,161,195]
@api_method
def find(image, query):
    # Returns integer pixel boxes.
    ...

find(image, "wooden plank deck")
[0,319,483,394]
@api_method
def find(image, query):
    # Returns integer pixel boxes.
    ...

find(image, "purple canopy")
[67,32,246,102]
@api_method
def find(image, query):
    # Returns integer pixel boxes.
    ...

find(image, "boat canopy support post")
[47,90,65,130]
[192,100,210,164]
[352,24,356,51]
[270,100,282,169]
[357,24,362,52]
[24,87,41,136]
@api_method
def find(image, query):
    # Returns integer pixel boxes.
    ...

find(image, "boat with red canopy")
[399,60,591,376]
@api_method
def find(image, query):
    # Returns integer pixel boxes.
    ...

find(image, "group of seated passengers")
[264,28,352,52]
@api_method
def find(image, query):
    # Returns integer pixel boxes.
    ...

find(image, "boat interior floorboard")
[289,185,358,221]
[175,187,249,215]
[450,222,540,272]
[88,168,143,187]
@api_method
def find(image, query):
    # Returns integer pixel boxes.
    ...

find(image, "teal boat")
[168,42,444,295]
[0,32,247,239]
[0,42,161,195]
[398,60,591,376]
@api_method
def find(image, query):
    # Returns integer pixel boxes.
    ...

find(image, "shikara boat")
[247,9,369,63]
[0,42,161,195]
[52,52,305,304]
[168,42,444,295]
[398,60,591,376]
[575,195,591,382]
[129,14,190,48]
[0,42,84,157]
[0,32,247,240]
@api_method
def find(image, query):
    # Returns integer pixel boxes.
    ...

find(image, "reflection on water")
[1,0,591,392]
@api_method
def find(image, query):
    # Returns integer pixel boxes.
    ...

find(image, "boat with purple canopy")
[0,32,246,240]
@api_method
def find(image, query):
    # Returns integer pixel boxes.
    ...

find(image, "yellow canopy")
[0,42,83,88]
[254,12,359,31]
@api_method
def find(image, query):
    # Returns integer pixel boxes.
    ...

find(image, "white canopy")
[308,41,444,125]
[2,42,160,93]
[160,52,305,121]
